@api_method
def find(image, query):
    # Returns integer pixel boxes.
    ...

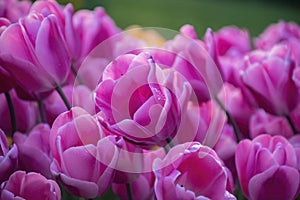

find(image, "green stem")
[71,63,83,85]
[163,138,174,154]
[285,115,297,135]
[126,183,133,200]
[214,96,241,142]
[56,86,71,110]
[234,181,246,200]
[37,100,47,123]
[5,91,17,136]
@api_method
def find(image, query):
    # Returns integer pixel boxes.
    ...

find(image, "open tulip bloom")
[0,0,300,199]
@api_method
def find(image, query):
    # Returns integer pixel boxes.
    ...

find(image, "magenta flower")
[0,11,70,100]
[255,20,300,50]
[50,107,121,198]
[0,129,18,184]
[255,21,300,66]
[0,0,31,22]
[154,142,235,200]
[242,44,299,116]
[95,52,189,149]
[249,109,294,139]
[214,26,251,57]
[72,7,120,63]
[0,90,36,135]
[236,134,300,200]
[0,171,60,200]
[13,124,53,179]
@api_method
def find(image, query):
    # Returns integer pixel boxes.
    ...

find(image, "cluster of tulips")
[1,0,300,199]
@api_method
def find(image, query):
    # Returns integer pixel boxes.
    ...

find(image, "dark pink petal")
[35,14,70,85]
[248,166,299,200]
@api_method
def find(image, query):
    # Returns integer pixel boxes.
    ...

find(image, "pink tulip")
[154,142,235,200]
[249,109,293,139]
[13,124,53,179]
[0,129,18,184]
[0,0,31,22]
[0,90,36,135]
[236,134,300,200]
[95,52,190,149]
[0,11,71,100]
[214,26,251,57]
[255,20,300,66]
[50,107,121,198]
[157,25,223,102]
[72,7,120,64]
[242,44,299,116]
[0,171,60,200]
[30,0,77,59]
[255,20,300,50]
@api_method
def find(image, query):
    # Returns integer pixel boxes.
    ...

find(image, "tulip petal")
[248,166,299,200]
[35,14,70,85]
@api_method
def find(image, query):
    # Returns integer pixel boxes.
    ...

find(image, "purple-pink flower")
[13,123,53,179]
[249,109,294,139]
[0,171,60,200]
[154,142,235,200]
[49,107,121,198]
[236,134,300,200]
[0,11,70,99]
[95,52,189,149]
[242,44,299,116]
[214,26,251,57]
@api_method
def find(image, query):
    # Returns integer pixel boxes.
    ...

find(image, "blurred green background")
[58,0,300,37]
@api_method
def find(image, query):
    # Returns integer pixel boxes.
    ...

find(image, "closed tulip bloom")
[72,7,120,64]
[13,124,53,179]
[0,129,18,184]
[236,134,300,200]
[249,109,293,139]
[0,11,70,100]
[242,44,299,116]
[0,171,60,200]
[214,26,251,57]
[255,20,300,50]
[154,142,235,200]
[50,107,121,198]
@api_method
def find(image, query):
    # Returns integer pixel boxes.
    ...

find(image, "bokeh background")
[57,0,299,38]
